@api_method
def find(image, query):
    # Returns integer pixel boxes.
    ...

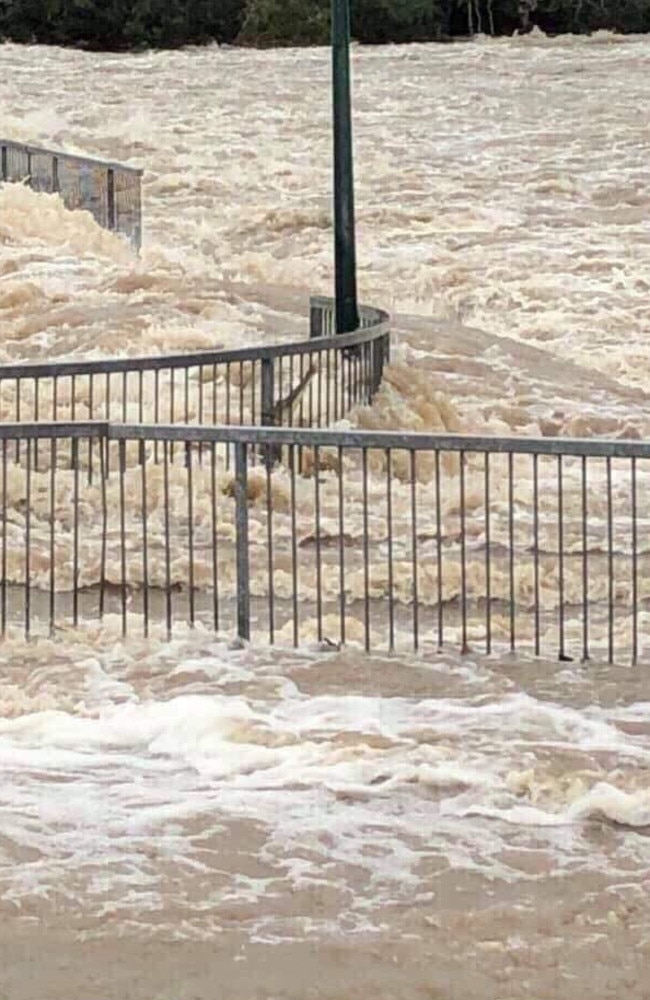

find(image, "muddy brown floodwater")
[1,29,650,1000]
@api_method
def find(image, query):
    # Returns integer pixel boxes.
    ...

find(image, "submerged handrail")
[1,137,143,249]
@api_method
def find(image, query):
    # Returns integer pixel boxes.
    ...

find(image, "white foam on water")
[2,35,650,943]
[0,631,649,938]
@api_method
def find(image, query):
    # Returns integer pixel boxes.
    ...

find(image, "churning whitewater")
[1,31,650,998]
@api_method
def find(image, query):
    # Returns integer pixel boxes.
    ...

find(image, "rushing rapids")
[0,31,650,999]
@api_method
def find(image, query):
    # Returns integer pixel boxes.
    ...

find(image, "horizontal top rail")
[0,138,143,176]
[0,421,108,440]
[1,420,649,459]
[0,303,389,380]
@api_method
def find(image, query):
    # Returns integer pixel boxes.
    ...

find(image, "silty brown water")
[1,30,650,998]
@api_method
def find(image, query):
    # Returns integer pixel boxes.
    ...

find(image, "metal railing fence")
[0,138,143,250]
[0,421,647,665]
[0,299,389,470]
[1,135,642,663]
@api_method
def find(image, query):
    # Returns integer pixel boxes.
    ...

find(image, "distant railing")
[0,138,143,249]
[0,420,647,665]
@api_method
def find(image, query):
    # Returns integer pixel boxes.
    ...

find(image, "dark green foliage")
[0,0,246,48]
[351,0,448,43]
[536,0,650,34]
[0,0,649,50]
[238,0,330,46]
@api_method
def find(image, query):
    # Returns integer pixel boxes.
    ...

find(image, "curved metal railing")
[0,298,390,470]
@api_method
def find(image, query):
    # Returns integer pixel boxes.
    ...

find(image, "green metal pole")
[332,0,359,335]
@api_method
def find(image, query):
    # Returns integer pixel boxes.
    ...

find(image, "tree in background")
[351,0,447,43]
[0,0,246,47]
[238,0,329,46]
[1,0,649,49]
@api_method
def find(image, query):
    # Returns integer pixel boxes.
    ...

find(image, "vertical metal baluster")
[333,347,339,421]
[632,456,638,666]
[154,369,160,465]
[460,450,468,654]
[581,455,589,662]
[234,442,250,641]
[251,360,256,427]
[212,364,218,426]
[485,452,491,655]
[119,438,127,638]
[72,438,80,627]
[265,449,275,644]
[239,362,244,425]
[225,365,231,471]
[435,450,443,648]
[0,440,5,636]
[533,453,540,657]
[121,371,126,424]
[326,350,331,425]
[508,452,515,653]
[70,374,76,427]
[345,353,350,410]
[386,449,395,653]
[211,442,219,632]
[317,352,323,428]
[362,447,370,652]
[140,440,149,639]
[367,343,372,401]
[153,368,160,465]
[105,373,111,475]
[299,354,305,429]
[33,378,39,471]
[99,437,108,621]
[184,367,190,427]
[88,373,94,483]
[170,370,176,463]
[308,353,314,427]
[186,442,195,627]
[607,456,614,665]
[288,357,295,428]
[198,367,205,464]
[338,445,346,645]
[558,455,566,660]
[314,446,323,643]
[138,370,144,425]
[163,440,172,638]
[290,446,299,647]
[411,451,419,652]
[49,438,56,635]
[15,379,20,463]
[25,438,31,638]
